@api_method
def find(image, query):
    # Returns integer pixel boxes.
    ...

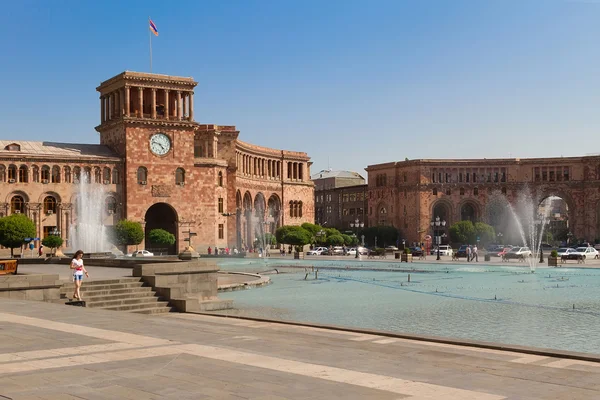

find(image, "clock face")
[149,133,171,156]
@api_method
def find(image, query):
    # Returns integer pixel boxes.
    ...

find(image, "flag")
[149,19,159,36]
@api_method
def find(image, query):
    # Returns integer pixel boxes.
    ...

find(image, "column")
[164,89,169,120]
[124,87,130,117]
[177,91,182,120]
[116,90,121,117]
[111,92,116,118]
[189,91,194,121]
[137,87,144,118]
[213,137,218,159]
[101,96,105,123]
[151,88,157,119]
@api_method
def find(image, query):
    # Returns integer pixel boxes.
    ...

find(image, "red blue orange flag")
[149,19,159,36]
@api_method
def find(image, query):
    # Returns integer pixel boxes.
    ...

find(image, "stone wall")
[0,274,62,302]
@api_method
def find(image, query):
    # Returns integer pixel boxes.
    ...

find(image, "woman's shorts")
[73,274,83,281]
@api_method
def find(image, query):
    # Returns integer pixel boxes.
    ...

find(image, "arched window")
[445,188,451,196]
[94,167,101,184]
[105,196,117,214]
[8,165,17,182]
[64,166,71,183]
[218,171,223,187]
[0,165,5,182]
[175,168,185,185]
[51,166,60,183]
[83,167,92,182]
[73,167,81,183]
[378,207,387,226]
[137,167,147,184]
[473,187,479,196]
[103,167,111,184]
[41,165,50,182]
[289,201,294,218]
[459,187,465,196]
[11,196,24,214]
[432,188,438,196]
[43,196,57,214]
[298,201,303,218]
[112,168,119,184]
[18,165,28,183]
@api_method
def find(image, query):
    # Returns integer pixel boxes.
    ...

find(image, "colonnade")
[236,153,306,182]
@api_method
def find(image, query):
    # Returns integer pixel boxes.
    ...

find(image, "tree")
[42,235,63,256]
[358,226,400,247]
[148,228,176,247]
[114,220,144,252]
[0,214,36,257]
[326,234,345,246]
[474,222,495,247]
[275,225,312,252]
[341,234,354,246]
[449,221,475,245]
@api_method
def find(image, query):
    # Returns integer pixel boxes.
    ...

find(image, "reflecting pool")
[216,258,600,354]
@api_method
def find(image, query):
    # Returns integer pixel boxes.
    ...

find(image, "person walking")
[466,245,472,262]
[70,250,89,300]
[38,244,44,257]
[472,244,479,262]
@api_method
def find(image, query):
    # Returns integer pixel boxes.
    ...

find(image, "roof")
[0,141,120,160]
[310,169,365,180]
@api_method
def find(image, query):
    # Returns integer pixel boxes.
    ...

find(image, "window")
[466,173,470,183]
[473,173,477,183]
[175,168,185,185]
[112,168,119,184]
[446,189,451,196]
[94,167,101,183]
[501,187,507,195]
[460,187,465,196]
[564,167,569,181]
[7,165,17,182]
[103,167,111,184]
[378,207,387,226]
[218,197,224,213]
[11,196,24,214]
[349,193,356,202]
[218,171,223,187]
[343,208,349,216]
[403,173,407,182]
[432,173,436,183]
[474,187,479,196]
[446,173,450,183]
[542,168,547,181]
[73,167,81,183]
[501,169,506,182]
[459,172,463,183]
[494,172,499,183]
[105,196,117,214]
[64,166,71,183]
[343,194,349,202]
[357,208,363,215]
[549,170,555,181]
[52,166,61,183]
[218,224,224,239]
[433,188,438,196]
[41,165,50,182]
[137,167,148,184]
[43,196,57,214]
[349,208,355,215]
[289,201,294,217]
[18,165,28,183]
[84,167,92,182]
[194,140,204,157]
[298,201,303,217]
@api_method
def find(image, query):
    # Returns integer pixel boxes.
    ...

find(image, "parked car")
[572,246,599,260]
[409,247,424,257]
[127,250,154,257]
[556,247,577,259]
[307,247,328,255]
[594,244,600,251]
[503,247,532,260]
[385,246,399,251]
[332,246,345,255]
[495,246,513,257]
[430,245,453,257]
[456,245,469,258]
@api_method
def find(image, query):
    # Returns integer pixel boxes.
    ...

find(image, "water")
[216,259,600,354]
[68,174,110,252]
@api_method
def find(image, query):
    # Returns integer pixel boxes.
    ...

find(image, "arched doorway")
[461,202,477,222]
[538,196,570,246]
[242,192,253,249]
[267,194,281,234]
[145,203,178,255]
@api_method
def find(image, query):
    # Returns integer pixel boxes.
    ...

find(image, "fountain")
[68,174,111,253]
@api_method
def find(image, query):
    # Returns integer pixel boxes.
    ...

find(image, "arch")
[73,166,81,183]
[0,164,5,182]
[43,195,57,214]
[10,195,25,214]
[236,190,242,209]
[218,171,223,187]
[103,167,111,184]
[243,191,252,211]
[51,165,60,183]
[175,168,185,185]
[431,200,452,224]
[137,166,148,184]
[64,166,72,183]
[144,203,178,255]
[94,167,101,183]
[377,202,388,226]
[41,165,50,182]
[6,191,29,204]
[18,165,28,183]
[83,167,92,182]
[7,164,17,182]
[254,192,266,217]
[38,191,61,204]
[267,194,281,233]
[460,200,480,222]
[537,193,574,245]
[112,167,119,184]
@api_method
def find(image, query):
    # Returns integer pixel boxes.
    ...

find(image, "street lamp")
[350,218,364,258]
[430,216,447,261]
[497,232,503,245]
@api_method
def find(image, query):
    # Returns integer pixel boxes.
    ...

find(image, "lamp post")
[497,232,503,245]
[350,218,364,258]
[567,231,573,246]
[430,216,447,261]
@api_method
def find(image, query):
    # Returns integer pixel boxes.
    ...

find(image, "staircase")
[60,278,174,314]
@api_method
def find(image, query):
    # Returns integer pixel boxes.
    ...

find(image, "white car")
[347,247,368,256]
[573,247,599,260]
[127,250,154,257]
[307,247,328,255]
[504,247,532,260]
[430,245,453,257]
[332,246,345,255]
[556,248,577,258]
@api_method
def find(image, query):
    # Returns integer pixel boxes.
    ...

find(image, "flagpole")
[148,17,153,73]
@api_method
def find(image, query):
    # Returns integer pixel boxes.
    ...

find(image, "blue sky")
[1,0,599,178]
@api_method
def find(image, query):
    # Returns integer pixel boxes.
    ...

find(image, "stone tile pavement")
[1,299,600,399]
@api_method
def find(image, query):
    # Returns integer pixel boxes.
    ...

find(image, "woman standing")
[70,250,89,300]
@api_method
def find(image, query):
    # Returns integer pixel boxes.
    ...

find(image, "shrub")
[550,250,558,258]
[148,229,176,246]
[404,247,411,254]
[0,214,36,257]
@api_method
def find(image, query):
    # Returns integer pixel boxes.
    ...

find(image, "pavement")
[1,299,600,399]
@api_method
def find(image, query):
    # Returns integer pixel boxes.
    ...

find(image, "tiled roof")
[310,169,364,180]
[0,141,119,160]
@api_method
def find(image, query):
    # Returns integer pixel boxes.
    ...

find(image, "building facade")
[0,71,314,254]
[312,170,368,229]
[366,157,600,245]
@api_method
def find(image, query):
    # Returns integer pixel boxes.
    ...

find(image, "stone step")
[71,287,154,297]
[77,278,141,285]
[86,296,163,308]
[83,291,158,304]
[79,282,146,291]
[131,306,175,315]
[101,301,171,312]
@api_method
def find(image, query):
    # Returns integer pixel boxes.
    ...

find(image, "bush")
[42,235,63,254]
[148,229,176,246]
[404,247,411,254]
[0,214,36,257]
[550,250,558,258]
[326,234,345,246]
[275,225,312,252]
[114,220,144,251]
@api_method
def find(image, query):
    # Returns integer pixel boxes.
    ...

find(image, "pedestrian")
[38,244,44,257]
[466,245,472,262]
[473,244,479,262]
[70,250,89,300]
[208,246,212,255]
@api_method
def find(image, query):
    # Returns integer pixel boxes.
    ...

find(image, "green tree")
[449,221,476,245]
[148,229,176,246]
[275,225,312,252]
[114,220,144,252]
[42,235,63,256]
[326,234,345,246]
[0,214,36,257]
[474,222,495,247]
[341,234,354,246]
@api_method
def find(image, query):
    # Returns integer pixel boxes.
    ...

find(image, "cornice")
[0,156,122,164]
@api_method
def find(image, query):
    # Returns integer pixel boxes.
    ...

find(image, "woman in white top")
[70,250,89,300]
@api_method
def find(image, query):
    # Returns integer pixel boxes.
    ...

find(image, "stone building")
[366,157,600,245]
[0,71,314,254]
[312,170,368,229]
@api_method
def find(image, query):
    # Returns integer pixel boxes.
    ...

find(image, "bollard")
[573,304,575,310]
[408,273,411,282]
[494,295,497,300]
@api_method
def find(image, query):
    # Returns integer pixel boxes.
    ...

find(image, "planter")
[548,256,559,267]
[484,254,491,262]
[401,253,413,263]
[294,252,304,260]
[395,252,400,259]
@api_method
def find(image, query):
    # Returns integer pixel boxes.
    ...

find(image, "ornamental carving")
[151,185,172,197]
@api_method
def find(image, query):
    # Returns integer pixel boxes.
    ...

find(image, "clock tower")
[95,71,230,254]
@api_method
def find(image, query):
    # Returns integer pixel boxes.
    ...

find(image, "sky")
[1,0,599,180]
